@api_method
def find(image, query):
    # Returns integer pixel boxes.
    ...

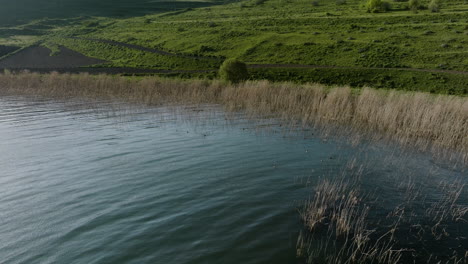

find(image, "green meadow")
[0,0,467,94]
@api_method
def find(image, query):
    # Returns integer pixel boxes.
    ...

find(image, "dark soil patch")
[0,46,107,69]
[0,45,20,58]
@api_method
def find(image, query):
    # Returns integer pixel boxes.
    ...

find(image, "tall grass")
[297,179,404,263]
[296,170,468,264]
[0,71,466,164]
[296,159,467,263]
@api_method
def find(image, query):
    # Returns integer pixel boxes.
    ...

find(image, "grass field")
[0,0,467,94]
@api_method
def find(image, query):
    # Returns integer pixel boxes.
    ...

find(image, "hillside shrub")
[82,21,99,28]
[381,1,392,10]
[366,0,381,12]
[219,59,249,83]
[408,0,422,11]
[428,0,441,12]
[366,0,391,12]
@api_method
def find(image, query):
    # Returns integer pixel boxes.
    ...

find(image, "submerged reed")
[0,71,466,164]
[297,160,467,264]
[0,72,466,263]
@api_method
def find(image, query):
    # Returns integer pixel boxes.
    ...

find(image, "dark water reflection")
[0,97,465,264]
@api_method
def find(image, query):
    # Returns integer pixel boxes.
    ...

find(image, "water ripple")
[0,97,465,264]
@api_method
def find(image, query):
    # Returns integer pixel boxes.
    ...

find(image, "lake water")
[0,97,466,264]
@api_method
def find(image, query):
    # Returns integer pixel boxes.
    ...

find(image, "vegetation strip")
[297,163,467,263]
[1,72,466,165]
[248,64,468,76]
[68,37,222,60]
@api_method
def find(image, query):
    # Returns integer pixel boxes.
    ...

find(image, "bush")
[428,0,441,12]
[381,1,392,10]
[219,59,249,83]
[367,0,381,12]
[366,0,391,12]
[82,21,99,28]
[408,0,421,11]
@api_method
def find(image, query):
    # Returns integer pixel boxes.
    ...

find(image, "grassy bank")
[126,67,468,95]
[249,67,468,95]
[0,72,466,164]
[0,0,467,92]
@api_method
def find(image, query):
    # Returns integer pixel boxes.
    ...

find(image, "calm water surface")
[0,97,465,264]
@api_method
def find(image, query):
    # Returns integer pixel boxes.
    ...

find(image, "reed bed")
[297,160,468,264]
[0,71,466,164]
[1,72,466,263]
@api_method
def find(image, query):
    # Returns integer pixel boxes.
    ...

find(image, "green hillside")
[0,0,467,94]
[47,0,468,69]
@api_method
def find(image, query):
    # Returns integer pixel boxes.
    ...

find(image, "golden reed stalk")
[0,71,466,165]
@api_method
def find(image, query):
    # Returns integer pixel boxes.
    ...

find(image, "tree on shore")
[219,59,249,83]
[428,0,442,12]
[408,0,422,11]
[366,0,391,12]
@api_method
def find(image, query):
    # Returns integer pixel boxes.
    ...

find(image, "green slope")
[47,0,468,71]
[1,0,467,94]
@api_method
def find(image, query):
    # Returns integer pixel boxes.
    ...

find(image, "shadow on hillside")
[0,0,223,26]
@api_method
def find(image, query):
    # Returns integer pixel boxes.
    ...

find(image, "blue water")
[0,97,466,264]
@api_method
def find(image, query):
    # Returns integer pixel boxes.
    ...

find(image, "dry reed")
[297,176,404,264]
[297,161,467,264]
[1,71,466,263]
[0,71,466,165]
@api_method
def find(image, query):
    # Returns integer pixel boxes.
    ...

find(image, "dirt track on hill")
[1,64,467,76]
[248,64,468,76]
[0,43,466,76]
[0,67,213,75]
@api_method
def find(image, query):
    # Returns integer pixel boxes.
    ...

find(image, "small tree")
[428,0,441,12]
[219,59,249,83]
[408,0,421,11]
[366,0,390,12]
[336,0,346,5]
[367,0,382,12]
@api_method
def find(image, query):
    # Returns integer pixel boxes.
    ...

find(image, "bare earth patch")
[0,45,20,58]
[0,46,107,69]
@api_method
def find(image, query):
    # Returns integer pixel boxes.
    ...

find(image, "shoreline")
[0,71,466,166]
